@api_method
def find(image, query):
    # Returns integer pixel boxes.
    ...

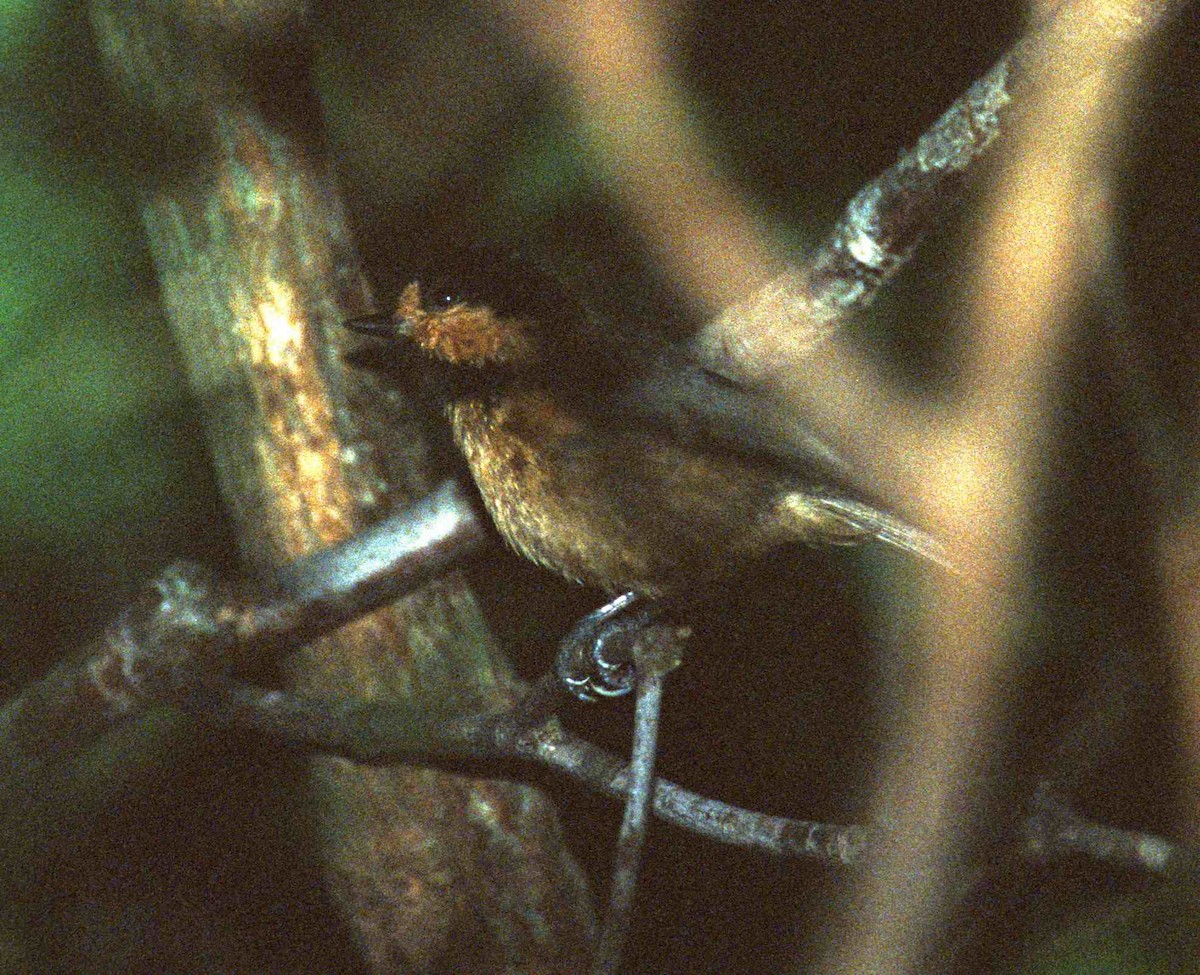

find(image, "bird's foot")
[556,593,689,701]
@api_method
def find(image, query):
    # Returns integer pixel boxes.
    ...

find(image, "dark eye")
[421,281,461,311]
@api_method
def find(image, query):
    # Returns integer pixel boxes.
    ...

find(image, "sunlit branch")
[0,480,488,790]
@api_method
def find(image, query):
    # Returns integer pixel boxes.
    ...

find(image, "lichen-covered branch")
[0,482,487,791]
[691,0,1192,514]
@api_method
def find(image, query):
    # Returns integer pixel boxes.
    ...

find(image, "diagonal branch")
[690,0,1191,518]
[0,481,487,795]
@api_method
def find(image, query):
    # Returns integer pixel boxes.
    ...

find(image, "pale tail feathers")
[777,492,960,575]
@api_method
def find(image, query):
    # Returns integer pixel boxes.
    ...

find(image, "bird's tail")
[777,491,960,576]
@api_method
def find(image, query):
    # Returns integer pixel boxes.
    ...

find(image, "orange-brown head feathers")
[388,280,540,369]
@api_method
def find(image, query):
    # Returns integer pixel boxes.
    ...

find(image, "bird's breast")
[448,388,659,592]
[446,387,810,595]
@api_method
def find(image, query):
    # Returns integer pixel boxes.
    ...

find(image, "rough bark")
[88,2,595,970]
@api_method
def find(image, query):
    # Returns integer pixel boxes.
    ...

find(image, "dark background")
[1,0,1198,971]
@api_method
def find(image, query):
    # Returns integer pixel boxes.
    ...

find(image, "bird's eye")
[425,289,460,311]
[415,271,471,311]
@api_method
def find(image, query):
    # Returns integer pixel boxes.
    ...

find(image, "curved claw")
[556,640,636,701]
[555,593,693,702]
[555,592,656,702]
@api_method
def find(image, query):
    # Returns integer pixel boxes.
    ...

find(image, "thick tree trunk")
[88,2,595,970]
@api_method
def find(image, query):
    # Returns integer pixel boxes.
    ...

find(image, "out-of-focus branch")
[267,480,491,641]
[493,0,775,312]
[1150,19,1200,828]
[812,3,1176,975]
[1024,784,1200,877]
[500,0,1187,528]
[86,2,595,970]
[1161,518,1200,831]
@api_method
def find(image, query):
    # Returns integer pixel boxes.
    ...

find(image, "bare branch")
[171,667,872,865]
[265,480,492,649]
[164,666,1200,884]
[591,629,680,975]
[0,481,487,791]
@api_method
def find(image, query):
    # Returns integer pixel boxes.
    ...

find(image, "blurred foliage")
[0,0,36,59]
[0,0,228,686]
[1000,885,1200,975]
[0,0,1197,972]
[0,170,168,543]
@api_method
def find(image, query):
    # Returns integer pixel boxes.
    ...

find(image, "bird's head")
[344,248,645,419]
[346,277,542,371]
[344,248,592,380]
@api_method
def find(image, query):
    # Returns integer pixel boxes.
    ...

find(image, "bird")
[344,247,954,609]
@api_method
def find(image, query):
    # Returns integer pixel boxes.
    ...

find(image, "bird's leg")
[556,592,687,701]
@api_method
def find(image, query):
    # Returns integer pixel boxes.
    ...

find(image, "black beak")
[343,313,403,339]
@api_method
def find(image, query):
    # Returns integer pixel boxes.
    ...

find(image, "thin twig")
[164,658,1200,884]
[169,662,865,862]
[591,630,679,975]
